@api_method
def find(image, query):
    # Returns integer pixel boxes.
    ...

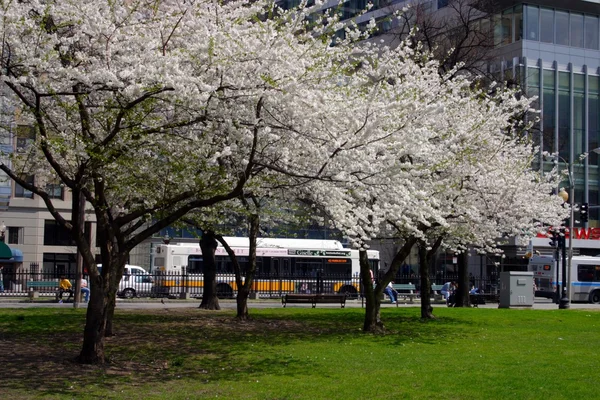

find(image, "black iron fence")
[1,271,500,299]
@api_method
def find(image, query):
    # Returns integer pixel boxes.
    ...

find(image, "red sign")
[536,227,600,240]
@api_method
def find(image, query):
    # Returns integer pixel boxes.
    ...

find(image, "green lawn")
[1,306,598,399]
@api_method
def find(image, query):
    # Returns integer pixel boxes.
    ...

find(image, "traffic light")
[549,229,559,247]
[558,228,566,247]
[581,202,589,223]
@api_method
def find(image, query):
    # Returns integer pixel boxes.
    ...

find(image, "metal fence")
[1,271,500,299]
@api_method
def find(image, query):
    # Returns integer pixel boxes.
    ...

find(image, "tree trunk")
[360,250,384,333]
[418,243,434,319]
[77,269,120,363]
[234,213,259,320]
[199,232,220,310]
[236,286,250,320]
[104,289,118,337]
[454,252,469,307]
[104,263,127,337]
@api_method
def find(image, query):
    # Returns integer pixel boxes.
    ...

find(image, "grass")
[0,306,599,399]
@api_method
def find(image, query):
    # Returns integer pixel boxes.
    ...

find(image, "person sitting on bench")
[58,276,74,303]
[384,281,398,304]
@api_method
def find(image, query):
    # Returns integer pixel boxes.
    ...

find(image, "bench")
[26,281,75,301]
[469,293,486,307]
[431,284,444,301]
[282,293,346,308]
[482,292,499,303]
[26,281,60,300]
[392,284,417,304]
[27,281,59,290]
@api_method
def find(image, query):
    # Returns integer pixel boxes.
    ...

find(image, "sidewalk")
[0,295,598,310]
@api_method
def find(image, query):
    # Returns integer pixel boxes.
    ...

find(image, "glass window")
[187,255,203,274]
[293,258,323,277]
[15,125,35,152]
[555,11,569,46]
[542,70,556,155]
[501,8,514,45]
[558,72,570,161]
[585,15,599,50]
[590,76,600,167]
[7,226,22,245]
[527,68,541,149]
[44,220,73,246]
[43,253,77,278]
[577,265,600,282]
[514,4,523,41]
[15,175,34,198]
[574,74,585,164]
[570,13,584,48]
[590,189,599,223]
[43,220,91,246]
[280,0,302,10]
[540,8,554,43]
[528,67,540,88]
[45,183,63,200]
[525,5,539,41]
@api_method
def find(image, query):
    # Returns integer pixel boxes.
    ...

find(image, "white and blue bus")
[528,254,600,303]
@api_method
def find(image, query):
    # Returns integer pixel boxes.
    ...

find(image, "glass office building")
[492,1,599,227]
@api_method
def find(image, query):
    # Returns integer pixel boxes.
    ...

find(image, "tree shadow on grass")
[0,307,472,397]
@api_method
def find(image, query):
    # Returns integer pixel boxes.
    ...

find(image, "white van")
[96,264,154,299]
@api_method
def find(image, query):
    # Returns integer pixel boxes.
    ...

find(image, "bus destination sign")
[288,249,351,257]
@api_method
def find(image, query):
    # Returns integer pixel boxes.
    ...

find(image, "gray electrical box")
[499,271,534,308]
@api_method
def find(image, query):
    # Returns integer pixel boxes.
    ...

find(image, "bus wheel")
[339,285,358,299]
[216,283,234,299]
[589,290,600,304]
[122,288,135,299]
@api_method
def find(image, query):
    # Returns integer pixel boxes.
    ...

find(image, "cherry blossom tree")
[0,0,365,363]
[297,43,567,330]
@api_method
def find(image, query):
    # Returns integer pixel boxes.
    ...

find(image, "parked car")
[96,264,154,299]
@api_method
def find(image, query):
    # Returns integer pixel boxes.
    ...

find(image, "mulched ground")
[0,308,310,397]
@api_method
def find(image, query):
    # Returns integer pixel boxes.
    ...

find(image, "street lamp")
[0,221,6,242]
[557,187,571,310]
[551,148,600,309]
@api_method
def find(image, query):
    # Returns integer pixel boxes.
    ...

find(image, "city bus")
[528,254,600,303]
[150,237,380,299]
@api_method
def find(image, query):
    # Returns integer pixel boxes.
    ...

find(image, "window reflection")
[570,13,584,48]
[540,8,554,43]
[585,15,599,50]
[525,5,539,41]
[555,11,569,46]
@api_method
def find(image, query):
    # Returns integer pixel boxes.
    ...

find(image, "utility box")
[499,271,534,308]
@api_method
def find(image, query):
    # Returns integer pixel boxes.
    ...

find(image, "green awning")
[0,241,13,259]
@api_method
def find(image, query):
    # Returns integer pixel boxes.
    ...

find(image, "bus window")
[281,258,290,275]
[259,257,273,277]
[369,259,379,273]
[215,255,247,274]
[578,265,597,282]
[188,255,203,274]
[293,258,324,277]
[153,257,165,267]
